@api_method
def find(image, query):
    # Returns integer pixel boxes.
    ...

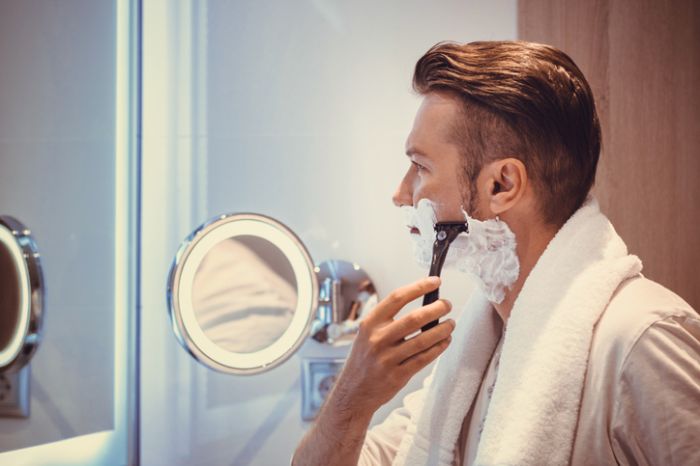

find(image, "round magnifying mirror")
[0,216,44,373]
[167,213,318,375]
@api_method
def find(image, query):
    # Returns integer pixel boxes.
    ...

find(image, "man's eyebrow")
[405,146,427,157]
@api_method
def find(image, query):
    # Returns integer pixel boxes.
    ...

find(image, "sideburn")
[459,162,482,218]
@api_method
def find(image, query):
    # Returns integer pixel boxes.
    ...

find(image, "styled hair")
[413,40,601,226]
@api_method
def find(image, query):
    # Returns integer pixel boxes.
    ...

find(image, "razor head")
[434,221,468,241]
[427,220,468,276]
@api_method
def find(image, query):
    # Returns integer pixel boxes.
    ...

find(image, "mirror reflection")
[0,239,22,359]
[192,235,298,353]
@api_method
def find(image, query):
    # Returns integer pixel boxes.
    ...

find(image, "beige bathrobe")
[359,274,700,465]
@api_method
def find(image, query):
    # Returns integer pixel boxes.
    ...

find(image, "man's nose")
[392,175,413,207]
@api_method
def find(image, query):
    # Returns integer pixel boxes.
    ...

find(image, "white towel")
[393,197,643,466]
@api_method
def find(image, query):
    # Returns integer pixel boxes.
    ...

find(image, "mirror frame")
[0,215,45,373]
[167,213,319,375]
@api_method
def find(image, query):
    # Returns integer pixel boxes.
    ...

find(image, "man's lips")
[408,226,420,235]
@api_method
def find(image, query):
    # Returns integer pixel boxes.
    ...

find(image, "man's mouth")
[408,226,420,235]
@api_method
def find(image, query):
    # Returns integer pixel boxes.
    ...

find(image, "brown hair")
[413,41,601,226]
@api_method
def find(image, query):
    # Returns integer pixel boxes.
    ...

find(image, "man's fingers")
[398,335,452,376]
[382,299,452,342]
[385,319,455,364]
[370,276,441,322]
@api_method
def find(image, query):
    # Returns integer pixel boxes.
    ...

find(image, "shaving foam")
[401,198,520,303]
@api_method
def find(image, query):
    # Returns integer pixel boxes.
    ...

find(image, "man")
[293,41,700,465]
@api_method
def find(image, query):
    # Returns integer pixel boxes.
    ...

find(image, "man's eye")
[412,161,426,172]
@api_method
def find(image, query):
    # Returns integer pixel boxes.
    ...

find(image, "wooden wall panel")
[519,0,700,309]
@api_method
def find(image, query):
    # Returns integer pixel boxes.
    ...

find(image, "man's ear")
[485,158,527,215]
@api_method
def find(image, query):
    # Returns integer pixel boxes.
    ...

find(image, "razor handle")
[420,234,451,332]
[420,261,446,331]
[420,222,468,332]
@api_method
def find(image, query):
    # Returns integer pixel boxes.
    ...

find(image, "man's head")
[393,40,601,230]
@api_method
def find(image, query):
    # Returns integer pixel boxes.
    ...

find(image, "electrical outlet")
[301,358,345,421]
[0,364,30,418]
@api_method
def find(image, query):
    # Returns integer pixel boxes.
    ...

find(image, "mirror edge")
[166,212,319,375]
[0,215,45,374]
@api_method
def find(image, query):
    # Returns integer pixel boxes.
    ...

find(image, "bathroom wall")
[519,0,700,310]
[0,0,117,452]
[141,1,517,465]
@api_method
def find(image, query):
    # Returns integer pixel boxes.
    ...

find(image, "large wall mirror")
[167,213,376,375]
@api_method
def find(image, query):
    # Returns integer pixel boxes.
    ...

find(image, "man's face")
[393,92,480,235]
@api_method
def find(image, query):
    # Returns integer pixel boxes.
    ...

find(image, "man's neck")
[492,223,558,323]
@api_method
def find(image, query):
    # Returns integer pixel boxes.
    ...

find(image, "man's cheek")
[436,203,467,222]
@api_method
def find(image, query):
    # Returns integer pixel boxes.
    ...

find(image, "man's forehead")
[404,120,438,157]
[406,95,463,155]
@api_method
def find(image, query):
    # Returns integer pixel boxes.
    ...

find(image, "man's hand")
[292,276,455,466]
[333,275,455,415]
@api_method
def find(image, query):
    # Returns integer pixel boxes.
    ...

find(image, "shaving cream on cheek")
[401,199,438,267]
[402,198,520,303]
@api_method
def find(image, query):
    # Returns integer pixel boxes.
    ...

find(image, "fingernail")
[427,276,440,285]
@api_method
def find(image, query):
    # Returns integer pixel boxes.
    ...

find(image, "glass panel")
[0,0,117,451]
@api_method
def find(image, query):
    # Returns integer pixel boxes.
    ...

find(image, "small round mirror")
[167,213,318,375]
[0,216,44,373]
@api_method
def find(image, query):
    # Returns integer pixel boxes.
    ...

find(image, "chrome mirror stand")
[310,260,377,346]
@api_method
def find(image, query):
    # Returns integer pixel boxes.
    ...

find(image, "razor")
[421,221,468,332]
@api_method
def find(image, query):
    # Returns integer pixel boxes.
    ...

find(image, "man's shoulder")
[578,280,700,466]
[590,275,698,371]
[603,274,695,326]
